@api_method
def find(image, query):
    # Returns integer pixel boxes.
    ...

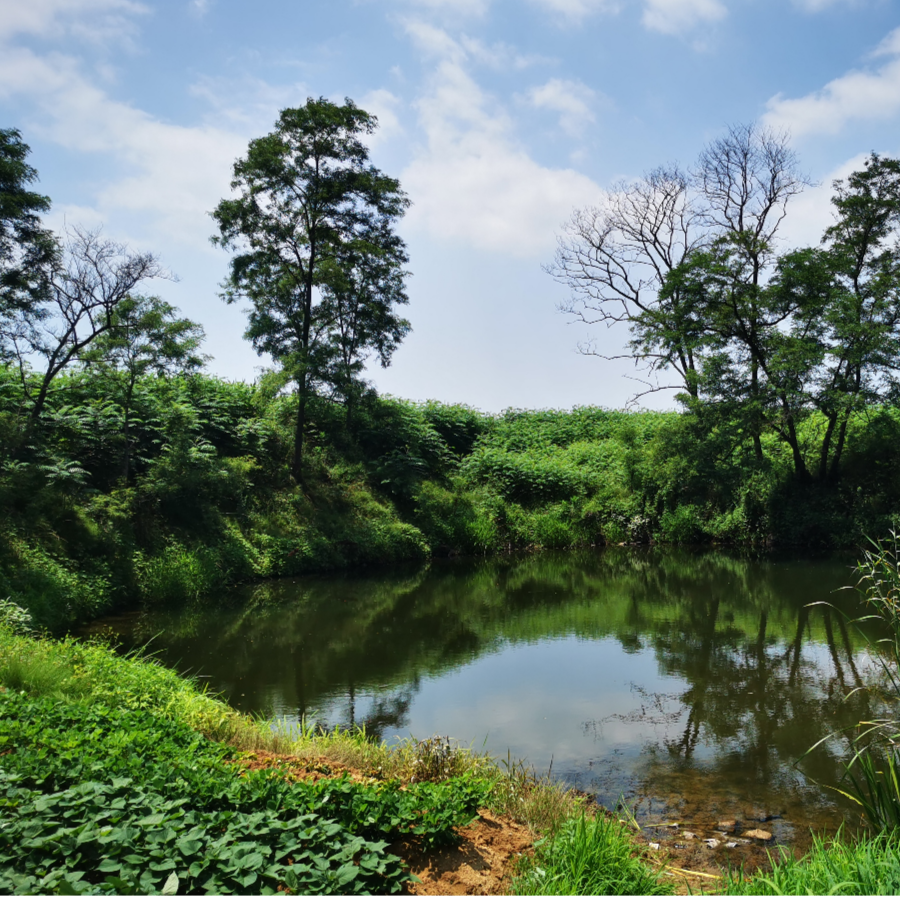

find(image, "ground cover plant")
[0,624,501,895]
[510,812,671,896]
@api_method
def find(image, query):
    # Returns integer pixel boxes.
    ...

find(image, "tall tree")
[0,128,56,328]
[212,97,410,482]
[653,153,900,482]
[815,154,900,479]
[79,294,207,480]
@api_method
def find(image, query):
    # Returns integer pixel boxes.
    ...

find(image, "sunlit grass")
[510,811,670,895]
[723,830,900,895]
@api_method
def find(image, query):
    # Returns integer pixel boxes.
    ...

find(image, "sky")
[1,0,899,413]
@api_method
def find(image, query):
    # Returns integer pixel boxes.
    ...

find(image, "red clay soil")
[393,810,534,896]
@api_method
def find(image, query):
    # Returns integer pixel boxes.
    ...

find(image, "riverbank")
[5,617,900,895]
[3,365,899,633]
[0,621,666,894]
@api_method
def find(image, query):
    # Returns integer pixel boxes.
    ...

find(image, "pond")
[91,547,888,850]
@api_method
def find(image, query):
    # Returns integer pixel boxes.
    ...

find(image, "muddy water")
[91,547,889,855]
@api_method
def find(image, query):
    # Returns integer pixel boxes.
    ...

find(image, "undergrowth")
[4,364,900,631]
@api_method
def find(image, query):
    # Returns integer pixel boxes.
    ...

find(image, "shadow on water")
[90,546,889,849]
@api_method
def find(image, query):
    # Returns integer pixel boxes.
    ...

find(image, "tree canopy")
[211,97,410,481]
[551,127,900,482]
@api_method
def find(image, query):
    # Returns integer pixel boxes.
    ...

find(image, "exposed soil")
[235,749,379,785]
[393,810,534,896]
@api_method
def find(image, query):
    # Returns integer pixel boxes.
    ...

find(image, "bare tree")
[4,225,168,429]
[548,165,706,399]
[695,123,808,284]
[549,125,809,407]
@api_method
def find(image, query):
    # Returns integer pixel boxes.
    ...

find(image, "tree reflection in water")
[110,548,883,839]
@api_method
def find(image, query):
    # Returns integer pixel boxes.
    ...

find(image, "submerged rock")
[717,819,736,832]
[744,829,773,841]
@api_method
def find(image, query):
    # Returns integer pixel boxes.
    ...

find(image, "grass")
[510,811,671,895]
[723,830,900,895]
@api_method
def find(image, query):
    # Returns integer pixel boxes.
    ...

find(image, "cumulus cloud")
[0,46,248,248]
[401,26,600,258]
[641,0,726,34]
[763,27,900,138]
[0,0,147,45]
[778,153,869,249]
[527,0,620,23]
[528,78,598,137]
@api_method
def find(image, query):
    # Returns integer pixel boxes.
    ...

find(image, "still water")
[96,548,889,846]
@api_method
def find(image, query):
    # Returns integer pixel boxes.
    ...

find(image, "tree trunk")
[817,412,838,481]
[121,374,135,482]
[291,372,308,484]
[291,257,315,485]
[750,359,763,461]
[781,404,808,481]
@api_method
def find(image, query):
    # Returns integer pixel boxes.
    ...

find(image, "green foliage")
[724,830,900,895]
[211,97,410,480]
[0,631,495,894]
[0,693,417,895]
[0,597,33,634]
[4,347,900,631]
[511,812,670,895]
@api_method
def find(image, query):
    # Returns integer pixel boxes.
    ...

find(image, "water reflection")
[98,548,887,841]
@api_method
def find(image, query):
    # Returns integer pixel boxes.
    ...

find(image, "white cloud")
[528,78,597,137]
[0,0,147,45]
[359,88,406,147]
[188,0,212,17]
[778,153,869,249]
[0,46,248,248]
[401,27,600,258]
[641,0,726,34]
[763,28,900,138]
[527,0,620,23]
[399,0,490,18]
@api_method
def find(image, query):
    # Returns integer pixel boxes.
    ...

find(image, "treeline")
[3,360,900,630]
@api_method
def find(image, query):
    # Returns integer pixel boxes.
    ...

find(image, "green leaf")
[161,871,180,895]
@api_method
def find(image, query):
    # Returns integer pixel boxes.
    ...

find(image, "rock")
[717,819,737,832]
[704,839,720,849]
[682,831,698,839]
[725,842,738,849]
[744,829,773,841]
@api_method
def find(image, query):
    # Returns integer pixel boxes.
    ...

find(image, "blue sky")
[1,0,899,412]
